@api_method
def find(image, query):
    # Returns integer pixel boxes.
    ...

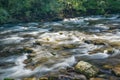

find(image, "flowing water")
[0,15,120,80]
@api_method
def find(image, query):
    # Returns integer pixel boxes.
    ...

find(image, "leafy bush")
[0,8,9,24]
[0,0,120,24]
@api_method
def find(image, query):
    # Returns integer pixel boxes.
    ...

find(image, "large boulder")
[75,61,99,77]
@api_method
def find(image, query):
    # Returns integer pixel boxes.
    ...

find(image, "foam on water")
[64,17,84,22]
[95,24,109,30]
[84,17,102,21]
[0,55,76,79]
[52,56,76,69]
[0,36,24,44]
[88,53,109,59]
[0,15,120,79]
[34,56,76,73]
[0,54,33,79]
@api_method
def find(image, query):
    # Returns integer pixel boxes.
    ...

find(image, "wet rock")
[36,31,82,47]
[52,43,78,50]
[84,39,107,45]
[88,47,114,55]
[90,78,105,80]
[103,64,113,70]
[39,77,48,80]
[112,65,120,76]
[22,77,36,80]
[102,63,120,77]
[27,53,36,59]
[0,46,24,57]
[89,48,103,54]
[72,74,87,80]
[66,67,75,72]
[109,41,120,48]
[68,73,87,80]
[97,74,109,78]
[48,74,87,80]
[34,41,42,45]
[51,45,64,50]
[24,65,36,70]
[109,25,120,30]
[109,76,120,80]
[59,32,63,35]
[21,34,37,38]
[84,39,120,49]
[24,57,49,70]
[58,75,73,80]
[23,47,34,53]
[104,48,114,54]
[23,58,32,64]
[48,75,59,80]
[62,44,78,49]
[75,61,99,77]
[58,68,87,80]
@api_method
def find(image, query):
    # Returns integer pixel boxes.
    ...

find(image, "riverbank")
[0,0,120,24]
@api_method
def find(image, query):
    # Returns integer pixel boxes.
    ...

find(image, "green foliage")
[4,78,14,80]
[0,8,9,24]
[0,0,120,24]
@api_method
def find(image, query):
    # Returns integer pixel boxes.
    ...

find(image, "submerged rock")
[46,73,87,80]
[22,77,36,80]
[102,63,120,77]
[103,64,113,70]
[52,43,79,50]
[84,39,108,45]
[75,61,99,77]
[23,47,34,53]
[112,64,120,76]
[90,78,105,80]
[39,77,48,80]
[109,41,120,48]
[88,47,114,55]
[21,34,37,38]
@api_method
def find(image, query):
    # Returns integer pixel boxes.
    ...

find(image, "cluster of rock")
[22,60,120,80]
[17,30,119,80]
[21,61,98,80]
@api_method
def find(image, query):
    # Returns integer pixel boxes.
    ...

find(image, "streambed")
[0,15,120,80]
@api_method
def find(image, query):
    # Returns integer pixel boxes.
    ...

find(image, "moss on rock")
[75,61,99,78]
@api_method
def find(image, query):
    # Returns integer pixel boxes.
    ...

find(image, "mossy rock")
[75,61,99,78]
[22,77,36,80]
[39,77,48,80]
